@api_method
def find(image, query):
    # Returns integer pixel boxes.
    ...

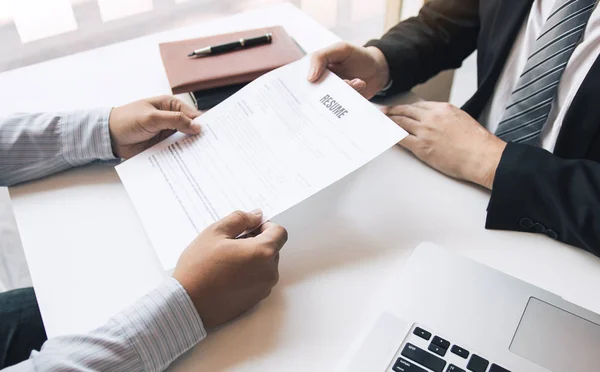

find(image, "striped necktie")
[495,0,597,145]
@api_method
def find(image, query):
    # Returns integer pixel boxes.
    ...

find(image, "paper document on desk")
[116,57,407,269]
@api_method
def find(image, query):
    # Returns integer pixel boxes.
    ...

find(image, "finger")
[260,288,273,301]
[252,222,288,252]
[150,110,201,135]
[346,78,366,92]
[308,42,354,82]
[149,95,202,118]
[412,101,446,110]
[380,104,425,121]
[389,115,420,135]
[398,134,419,153]
[268,267,280,286]
[212,209,264,238]
[152,129,177,144]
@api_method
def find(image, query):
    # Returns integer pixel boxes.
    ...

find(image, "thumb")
[151,110,202,135]
[345,78,367,92]
[308,42,353,82]
[213,209,264,238]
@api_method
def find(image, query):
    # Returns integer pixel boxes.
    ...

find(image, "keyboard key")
[428,343,447,357]
[450,345,469,359]
[467,354,489,372]
[413,327,432,340]
[431,336,450,350]
[393,357,428,372]
[401,343,447,372]
[447,365,466,372]
[489,364,511,372]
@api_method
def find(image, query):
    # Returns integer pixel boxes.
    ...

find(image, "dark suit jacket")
[367,0,600,257]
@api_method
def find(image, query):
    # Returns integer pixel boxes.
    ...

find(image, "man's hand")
[385,102,507,189]
[172,210,288,329]
[109,96,202,159]
[308,42,391,99]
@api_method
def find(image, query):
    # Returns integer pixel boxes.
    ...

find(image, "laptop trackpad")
[510,297,600,372]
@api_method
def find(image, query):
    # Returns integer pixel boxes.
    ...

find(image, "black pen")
[187,33,273,57]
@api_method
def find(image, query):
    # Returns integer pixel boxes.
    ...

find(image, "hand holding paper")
[116,57,407,269]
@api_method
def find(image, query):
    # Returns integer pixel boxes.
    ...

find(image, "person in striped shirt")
[0,95,288,371]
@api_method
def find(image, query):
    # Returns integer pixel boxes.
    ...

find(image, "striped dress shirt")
[0,110,115,186]
[1,111,207,370]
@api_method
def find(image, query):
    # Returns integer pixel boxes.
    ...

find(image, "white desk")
[4,3,600,371]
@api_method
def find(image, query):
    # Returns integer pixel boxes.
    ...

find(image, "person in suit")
[309,0,600,257]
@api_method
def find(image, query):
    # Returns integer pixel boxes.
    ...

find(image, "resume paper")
[116,58,407,269]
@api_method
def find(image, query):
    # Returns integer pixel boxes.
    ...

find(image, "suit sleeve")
[365,0,480,94]
[487,142,600,257]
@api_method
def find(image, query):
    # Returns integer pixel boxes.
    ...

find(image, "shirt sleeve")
[0,109,117,187]
[4,278,207,372]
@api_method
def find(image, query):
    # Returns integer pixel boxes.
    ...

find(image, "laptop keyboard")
[388,325,511,372]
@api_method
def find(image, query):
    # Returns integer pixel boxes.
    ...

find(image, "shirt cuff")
[113,277,207,371]
[60,108,117,166]
[375,79,394,97]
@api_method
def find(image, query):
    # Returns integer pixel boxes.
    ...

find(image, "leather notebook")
[159,26,304,95]
[191,83,248,110]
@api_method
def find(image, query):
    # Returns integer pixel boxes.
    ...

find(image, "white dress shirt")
[479,0,600,152]
[0,111,207,371]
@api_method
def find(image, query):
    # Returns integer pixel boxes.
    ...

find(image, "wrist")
[172,272,199,311]
[366,46,391,92]
[173,271,216,328]
[470,136,506,190]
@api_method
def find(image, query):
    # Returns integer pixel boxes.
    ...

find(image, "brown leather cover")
[159,26,304,94]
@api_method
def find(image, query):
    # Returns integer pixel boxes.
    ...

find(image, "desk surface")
[4,3,600,371]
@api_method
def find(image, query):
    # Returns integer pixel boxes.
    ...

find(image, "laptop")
[336,243,600,372]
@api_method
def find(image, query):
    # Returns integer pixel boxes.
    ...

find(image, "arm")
[366,0,480,93]
[487,143,600,257]
[0,96,204,187]
[5,278,206,372]
[383,102,600,257]
[0,110,115,187]
[5,211,288,372]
